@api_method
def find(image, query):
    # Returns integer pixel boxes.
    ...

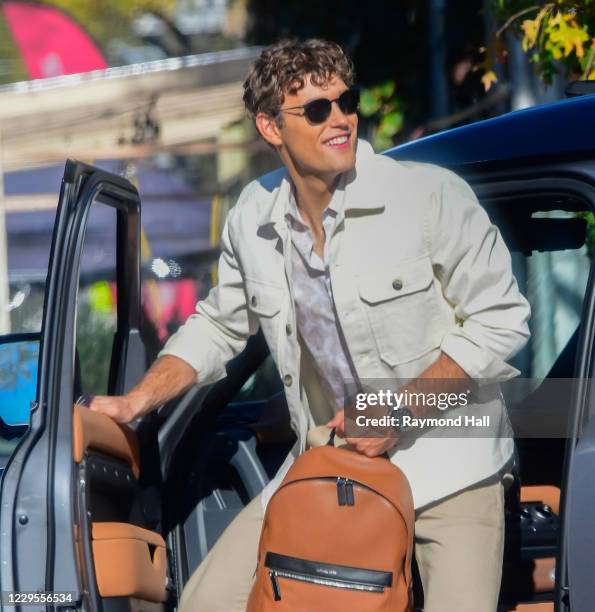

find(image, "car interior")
[62,185,594,612]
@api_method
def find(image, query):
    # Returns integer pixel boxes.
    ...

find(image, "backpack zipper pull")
[337,477,347,506]
[269,570,282,601]
[345,478,355,506]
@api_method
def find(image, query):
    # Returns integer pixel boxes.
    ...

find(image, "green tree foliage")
[358,81,404,151]
[76,285,117,396]
[0,12,27,85]
[485,1,595,87]
[42,0,176,50]
[246,1,488,150]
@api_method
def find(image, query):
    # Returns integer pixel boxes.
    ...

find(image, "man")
[90,38,530,611]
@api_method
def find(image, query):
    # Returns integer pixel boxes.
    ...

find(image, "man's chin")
[322,148,356,172]
[334,156,357,175]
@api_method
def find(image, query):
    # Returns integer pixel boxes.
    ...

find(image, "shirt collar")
[284,174,346,230]
[256,138,382,230]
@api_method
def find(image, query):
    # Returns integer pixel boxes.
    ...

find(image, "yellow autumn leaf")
[545,38,564,59]
[521,6,551,51]
[547,11,589,58]
[576,37,589,59]
[522,18,539,51]
[481,70,498,91]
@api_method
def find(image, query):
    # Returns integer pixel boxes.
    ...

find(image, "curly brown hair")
[243,38,355,124]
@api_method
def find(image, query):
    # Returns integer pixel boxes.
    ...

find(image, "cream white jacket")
[160,139,531,510]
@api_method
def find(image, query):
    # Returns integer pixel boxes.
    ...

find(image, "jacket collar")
[256,138,385,231]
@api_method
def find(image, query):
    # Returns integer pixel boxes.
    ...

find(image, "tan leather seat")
[520,485,560,515]
[92,522,167,602]
[73,404,166,602]
[507,604,554,611]
[503,486,560,611]
[521,485,559,594]
[531,558,556,593]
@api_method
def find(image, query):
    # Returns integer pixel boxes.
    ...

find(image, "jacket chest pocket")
[357,254,442,366]
[245,277,285,352]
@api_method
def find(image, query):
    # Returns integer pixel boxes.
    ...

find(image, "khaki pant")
[179,472,506,612]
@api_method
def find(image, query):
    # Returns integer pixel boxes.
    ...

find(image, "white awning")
[0,47,262,170]
[0,47,263,333]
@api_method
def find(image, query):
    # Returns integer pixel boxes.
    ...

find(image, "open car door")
[0,160,167,610]
[562,253,595,611]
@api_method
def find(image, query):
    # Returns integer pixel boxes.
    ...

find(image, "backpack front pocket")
[264,551,392,601]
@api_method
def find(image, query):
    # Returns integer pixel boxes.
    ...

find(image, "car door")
[0,160,168,611]
[562,252,595,612]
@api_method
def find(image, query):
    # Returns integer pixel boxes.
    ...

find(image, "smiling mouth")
[324,134,350,147]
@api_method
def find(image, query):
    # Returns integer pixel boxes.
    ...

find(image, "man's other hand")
[326,409,398,458]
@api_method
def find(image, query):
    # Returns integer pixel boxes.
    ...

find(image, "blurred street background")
[0,0,593,395]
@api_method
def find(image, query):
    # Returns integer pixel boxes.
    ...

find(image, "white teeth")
[326,135,348,146]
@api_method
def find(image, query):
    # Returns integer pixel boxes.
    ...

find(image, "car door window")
[75,201,118,396]
[522,210,590,379]
[140,257,216,364]
[4,211,54,335]
[1,179,57,471]
[486,197,593,381]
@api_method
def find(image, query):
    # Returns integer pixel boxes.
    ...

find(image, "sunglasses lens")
[304,99,332,124]
[338,89,360,114]
[301,89,360,124]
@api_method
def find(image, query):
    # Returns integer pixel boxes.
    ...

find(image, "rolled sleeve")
[428,169,531,382]
[158,203,257,386]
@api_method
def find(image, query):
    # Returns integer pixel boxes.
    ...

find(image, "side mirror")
[0,333,40,433]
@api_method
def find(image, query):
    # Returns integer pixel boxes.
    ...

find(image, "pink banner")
[2,1,108,79]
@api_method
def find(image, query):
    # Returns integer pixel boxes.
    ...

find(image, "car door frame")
[563,251,595,611]
[458,157,595,611]
[0,160,145,605]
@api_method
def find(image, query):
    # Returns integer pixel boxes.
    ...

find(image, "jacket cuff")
[158,322,228,387]
[440,331,520,384]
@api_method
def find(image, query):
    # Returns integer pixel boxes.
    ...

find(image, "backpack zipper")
[336,477,355,506]
[345,478,354,505]
[269,570,281,601]
[265,552,391,601]
[276,475,404,515]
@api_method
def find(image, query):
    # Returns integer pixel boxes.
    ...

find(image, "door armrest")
[72,404,140,478]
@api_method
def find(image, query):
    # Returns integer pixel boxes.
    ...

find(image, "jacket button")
[283,374,293,387]
[250,295,257,306]
[392,279,403,291]
[285,323,292,336]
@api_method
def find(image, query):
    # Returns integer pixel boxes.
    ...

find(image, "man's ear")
[255,112,283,148]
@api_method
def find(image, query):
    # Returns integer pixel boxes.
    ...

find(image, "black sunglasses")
[278,88,360,124]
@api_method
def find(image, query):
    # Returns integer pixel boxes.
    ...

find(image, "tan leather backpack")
[246,436,415,611]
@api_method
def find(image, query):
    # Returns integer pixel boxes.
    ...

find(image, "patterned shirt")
[285,182,359,413]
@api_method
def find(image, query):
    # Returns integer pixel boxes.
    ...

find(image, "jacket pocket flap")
[245,278,284,317]
[358,255,433,304]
